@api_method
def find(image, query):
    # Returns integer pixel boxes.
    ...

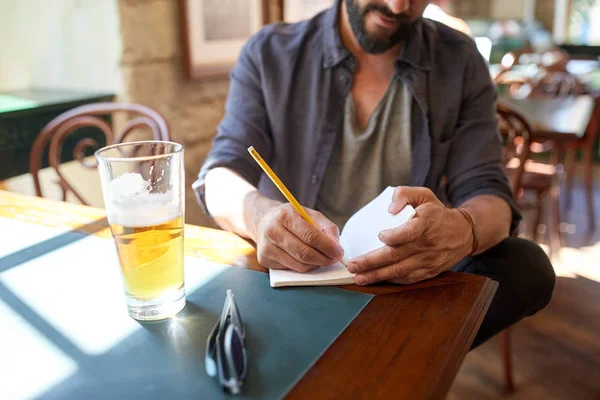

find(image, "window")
[568,0,600,44]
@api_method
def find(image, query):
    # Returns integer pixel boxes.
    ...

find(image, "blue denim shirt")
[194,0,521,230]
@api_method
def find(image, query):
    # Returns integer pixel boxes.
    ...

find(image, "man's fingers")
[307,208,341,239]
[261,243,319,273]
[353,256,422,286]
[389,186,435,214]
[262,258,289,271]
[284,211,344,260]
[378,218,424,246]
[387,268,434,285]
[321,223,340,240]
[347,244,421,273]
[279,227,339,266]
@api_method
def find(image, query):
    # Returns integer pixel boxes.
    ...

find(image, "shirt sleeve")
[192,32,272,215]
[444,47,522,233]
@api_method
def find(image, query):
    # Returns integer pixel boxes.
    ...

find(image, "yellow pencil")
[247,146,347,265]
[248,146,318,227]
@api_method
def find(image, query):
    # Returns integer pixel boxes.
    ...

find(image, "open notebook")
[270,187,416,287]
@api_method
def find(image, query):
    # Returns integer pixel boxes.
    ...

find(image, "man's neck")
[338,1,403,72]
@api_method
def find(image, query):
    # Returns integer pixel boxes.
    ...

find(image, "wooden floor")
[449,164,600,399]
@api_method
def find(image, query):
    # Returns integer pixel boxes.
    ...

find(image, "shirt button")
[339,75,349,85]
[327,122,336,130]
[311,175,318,184]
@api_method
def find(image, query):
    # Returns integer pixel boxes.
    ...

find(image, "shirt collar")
[321,0,431,71]
[322,0,350,68]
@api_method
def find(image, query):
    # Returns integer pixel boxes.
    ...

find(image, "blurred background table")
[498,94,595,141]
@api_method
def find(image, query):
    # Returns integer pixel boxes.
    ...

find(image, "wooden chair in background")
[496,102,557,393]
[530,70,589,98]
[29,103,170,206]
[498,103,531,195]
[496,103,531,393]
[498,103,561,253]
[497,48,597,232]
[563,95,599,232]
[527,69,597,232]
[537,86,600,233]
[495,47,573,99]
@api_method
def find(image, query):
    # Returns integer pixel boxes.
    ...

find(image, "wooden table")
[498,95,595,141]
[0,191,498,399]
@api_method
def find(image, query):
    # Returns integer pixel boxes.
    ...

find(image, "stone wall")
[452,0,557,26]
[490,0,527,20]
[536,0,556,31]
[451,0,491,19]
[117,0,229,227]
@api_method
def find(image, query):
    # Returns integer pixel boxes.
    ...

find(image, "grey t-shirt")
[316,77,412,230]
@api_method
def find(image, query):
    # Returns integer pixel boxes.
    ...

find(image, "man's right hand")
[253,204,345,272]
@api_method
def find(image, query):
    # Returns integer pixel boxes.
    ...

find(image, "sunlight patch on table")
[0,216,73,259]
[0,299,77,400]
[0,219,230,356]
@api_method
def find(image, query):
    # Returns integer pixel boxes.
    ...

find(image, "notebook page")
[269,261,354,288]
[269,187,416,288]
[340,187,416,260]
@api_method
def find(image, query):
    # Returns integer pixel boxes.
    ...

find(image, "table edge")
[429,278,499,400]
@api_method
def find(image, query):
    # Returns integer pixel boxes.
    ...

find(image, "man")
[193,0,555,348]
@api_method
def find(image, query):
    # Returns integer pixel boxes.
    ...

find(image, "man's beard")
[345,0,416,54]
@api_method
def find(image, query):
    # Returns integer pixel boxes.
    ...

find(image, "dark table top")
[498,95,596,141]
[0,88,114,118]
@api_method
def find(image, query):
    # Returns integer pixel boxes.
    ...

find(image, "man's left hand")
[346,186,474,286]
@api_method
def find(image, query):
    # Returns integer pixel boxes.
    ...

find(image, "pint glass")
[95,141,185,320]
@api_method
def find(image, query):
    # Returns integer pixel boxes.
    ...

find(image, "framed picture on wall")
[179,0,269,80]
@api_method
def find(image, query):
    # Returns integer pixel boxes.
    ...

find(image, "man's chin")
[357,33,399,54]
[364,31,395,42]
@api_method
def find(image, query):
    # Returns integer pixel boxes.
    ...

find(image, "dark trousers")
[452,237,556,349]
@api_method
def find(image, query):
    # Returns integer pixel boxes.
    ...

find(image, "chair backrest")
[29,102,171,205]
[530,70,588,97]
[501,47,570,71]
[496,47,578,99]
[496,103,532,196]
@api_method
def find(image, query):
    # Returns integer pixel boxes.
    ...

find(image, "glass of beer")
[95,141,185,321]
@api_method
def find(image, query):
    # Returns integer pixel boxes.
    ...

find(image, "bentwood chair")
[29,103,170,205]
[496,102,563,392]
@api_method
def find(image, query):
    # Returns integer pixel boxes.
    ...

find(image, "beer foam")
[106,173,148,204]
[106,173,181,227]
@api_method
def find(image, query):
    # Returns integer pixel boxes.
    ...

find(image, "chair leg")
[583,147,596,233]
[531,192,544,242]
[502,329,515,393]
[564,148,576,211]
[549,182,561,255]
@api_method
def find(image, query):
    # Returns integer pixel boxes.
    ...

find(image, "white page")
[340,187,416,259]
[270,187,416,287]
